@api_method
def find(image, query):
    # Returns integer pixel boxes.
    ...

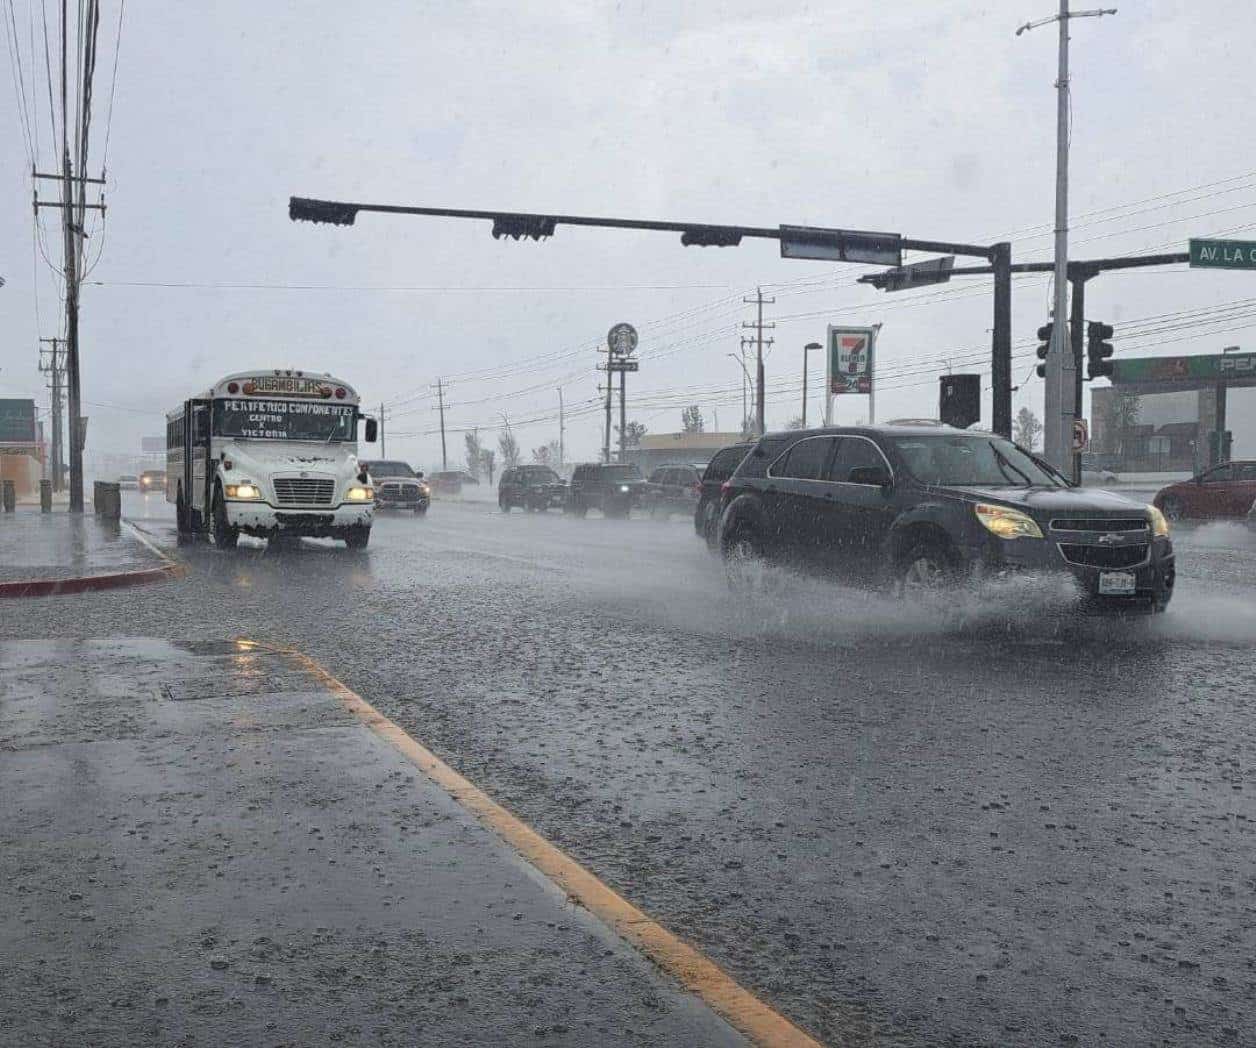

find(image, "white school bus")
[166,370,378,549]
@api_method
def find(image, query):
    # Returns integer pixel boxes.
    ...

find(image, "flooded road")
[8,490,1256,1047]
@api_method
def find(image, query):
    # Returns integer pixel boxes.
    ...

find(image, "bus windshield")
[212,398,356,442]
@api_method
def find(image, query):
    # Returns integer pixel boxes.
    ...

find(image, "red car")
[1153,460,1256,521]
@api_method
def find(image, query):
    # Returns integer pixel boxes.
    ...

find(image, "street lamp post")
[802,342,822,427]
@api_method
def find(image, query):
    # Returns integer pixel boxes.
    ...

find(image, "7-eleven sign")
[827,326,877,395]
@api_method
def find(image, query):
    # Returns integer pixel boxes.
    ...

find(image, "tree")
[615,420,647,448]
[1013,407,1043,451]
[532,439,561,466]
[786,416,806,430]
[463,430,483,478]
[497,420,520,469]
[480,448,496,485]
[681,404,704,434]
[1111,391,1142,456]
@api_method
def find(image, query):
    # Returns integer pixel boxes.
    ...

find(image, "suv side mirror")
[415,471,424,479]
[364,417,378,443]
[849,465,892,488]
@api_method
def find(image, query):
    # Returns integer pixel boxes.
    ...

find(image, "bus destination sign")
[242,375,333,397]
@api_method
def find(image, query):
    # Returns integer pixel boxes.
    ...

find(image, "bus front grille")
[273,478,336,505]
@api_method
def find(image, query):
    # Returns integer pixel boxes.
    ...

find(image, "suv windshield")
[890,434,1065,488]
[601,465,642,480]
[365,461,416,478]
[519,468,559,484]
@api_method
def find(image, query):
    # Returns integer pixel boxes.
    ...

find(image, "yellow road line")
[286,647,828,1048]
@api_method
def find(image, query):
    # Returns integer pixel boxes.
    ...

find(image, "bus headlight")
[975,503,1043,540]
[225,482,261,500]
[346,486,374,502]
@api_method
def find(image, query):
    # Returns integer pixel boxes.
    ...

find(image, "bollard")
[93,481,121,520]
[2,479,14,513]
[40,479,52,513]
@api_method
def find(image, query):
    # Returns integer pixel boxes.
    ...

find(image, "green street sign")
[1189,238,1256,269]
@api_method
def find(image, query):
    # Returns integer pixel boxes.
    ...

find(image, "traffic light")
[288,197,359,226]
[491,215,557,240]
[1087,321,1115,380]
[1208,429,1233,464]
[1035,322,1053,379]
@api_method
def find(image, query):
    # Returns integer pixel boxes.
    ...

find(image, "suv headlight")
[975,502,1043,540]
[224,482,261,500]
[619,485,630,493]
[346,486,374,502]
[1147,505,1170,538]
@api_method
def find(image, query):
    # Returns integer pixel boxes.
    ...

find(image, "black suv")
[643,464,703,520]
[499,465,566,512]
[718,425,1175,612]
[694,442,753,548]
[565,463,648,518]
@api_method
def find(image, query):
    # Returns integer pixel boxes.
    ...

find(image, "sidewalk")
[0,508,175,595]
[0,637,748,1048]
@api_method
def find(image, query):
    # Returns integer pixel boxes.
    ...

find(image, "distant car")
[139,469,166,494]
[1153,461,1256,522]
[1080,467,1121,487]
[458,470,481,486]
[498,465,565,512]
[117,474,139,490]
[719,424,1174,613]
[643,464,703,520]
[694,443,752,548]
[428,470,464,496]
[565,463,648,518]
[361,460,430,515]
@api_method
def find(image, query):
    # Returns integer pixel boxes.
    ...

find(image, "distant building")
[622,431,747,473]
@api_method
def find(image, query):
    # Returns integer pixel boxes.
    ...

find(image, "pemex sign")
[1189,238,1256,270]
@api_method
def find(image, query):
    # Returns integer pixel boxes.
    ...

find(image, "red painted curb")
[0,561,186,599]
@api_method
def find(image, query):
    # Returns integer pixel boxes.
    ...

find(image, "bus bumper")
[226,502,374,538]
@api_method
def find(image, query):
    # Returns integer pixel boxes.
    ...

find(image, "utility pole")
[601,347,613,463]
[1017,2,1117,469]
[802,341,822,428]
[742,288,775,436]
[618,367,627,463]
[434,379,448,469]
[557,388,565,468]
[38,338,65,491]
[379,402,386,456]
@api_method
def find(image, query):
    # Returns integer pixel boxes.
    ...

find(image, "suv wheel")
[896,536,960,597]
[723,526,781,596]
[701,501,721,550]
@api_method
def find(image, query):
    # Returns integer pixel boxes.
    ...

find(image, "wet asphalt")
[5,489,1256,1047]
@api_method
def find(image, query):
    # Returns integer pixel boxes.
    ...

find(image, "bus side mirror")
[364,418,378,443]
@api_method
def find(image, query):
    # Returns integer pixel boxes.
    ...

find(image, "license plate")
[1098,571,1136,596]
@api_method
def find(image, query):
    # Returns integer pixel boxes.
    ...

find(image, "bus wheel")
[176,489,193,545]
[212,489,239,550]
[345,525,371,550]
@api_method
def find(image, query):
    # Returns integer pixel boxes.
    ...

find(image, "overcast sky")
[4,1,1255,470]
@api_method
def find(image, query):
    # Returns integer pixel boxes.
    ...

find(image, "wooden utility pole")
[379,402,386,456]
[742,288,774,435]
[434,379,448,469]
[38,338,65,491]
[557,387,565,468]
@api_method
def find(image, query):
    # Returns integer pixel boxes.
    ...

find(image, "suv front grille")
[1051,517,1148,533]
[1058,543,1149,569]
[273,478,335,505]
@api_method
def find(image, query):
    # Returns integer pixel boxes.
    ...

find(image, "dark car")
[643,464,703,520]
[361,460,430,515]
[429,470,464,496]
[718,425,1175,613]
[499,465,566,512]
[1153,460,1256,522]
[565,463,648,518]
[694,442,753,548]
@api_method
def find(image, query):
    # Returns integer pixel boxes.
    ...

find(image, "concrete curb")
[0,521,186,599]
